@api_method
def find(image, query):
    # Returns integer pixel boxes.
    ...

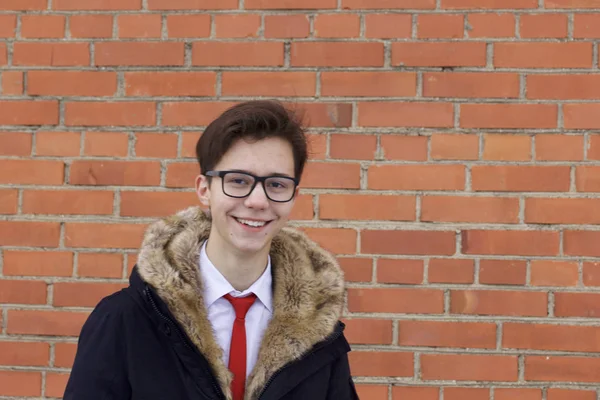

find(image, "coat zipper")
[257,327,344,400]
[145,287,226,400]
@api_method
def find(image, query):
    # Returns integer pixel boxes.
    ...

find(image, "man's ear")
[195,174,211,208]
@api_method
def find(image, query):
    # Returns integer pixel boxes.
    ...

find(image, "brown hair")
[196,100,308,180]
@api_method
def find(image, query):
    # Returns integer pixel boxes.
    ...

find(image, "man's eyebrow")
[228,169,294,179]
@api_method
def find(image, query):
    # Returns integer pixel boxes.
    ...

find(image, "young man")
[64,100,359,400]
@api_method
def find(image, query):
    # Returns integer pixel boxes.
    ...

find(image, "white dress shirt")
[199,241,273,377]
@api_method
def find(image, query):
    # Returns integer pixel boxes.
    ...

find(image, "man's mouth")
[234,217,271,228]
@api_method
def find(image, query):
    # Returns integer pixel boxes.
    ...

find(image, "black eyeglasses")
[204,170,299,203]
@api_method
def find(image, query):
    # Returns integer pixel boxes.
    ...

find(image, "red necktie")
[224,293,257,400]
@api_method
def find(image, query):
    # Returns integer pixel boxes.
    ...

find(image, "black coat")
[63,207,359,400]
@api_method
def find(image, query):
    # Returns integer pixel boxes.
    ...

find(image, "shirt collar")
[199,241,273,312]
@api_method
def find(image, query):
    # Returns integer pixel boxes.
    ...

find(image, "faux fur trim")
[136,206,345,400]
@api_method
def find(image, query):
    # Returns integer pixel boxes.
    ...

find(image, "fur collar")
[136,206,345,400]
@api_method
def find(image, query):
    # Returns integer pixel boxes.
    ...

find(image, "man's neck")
[205,236,269,292]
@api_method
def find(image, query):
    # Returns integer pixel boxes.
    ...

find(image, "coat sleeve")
[63,293,132,400]
[326,352,360,400]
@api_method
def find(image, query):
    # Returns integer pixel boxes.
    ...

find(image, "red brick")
[246,0,335,8]
[574,14,600,38]
[3,251,73,277]
[392,42,486,67]
[165,162,198,188]
[35,131,80,157]
[126,72,215,97]
[0,280,47,304]
[96,42,184,66]
[462,230,559,256]
[0,100,59,125]
[520,14,568,38]
[528,74,600,100]
[2,71,24,95]
[536,134,583,161]
[422,196,519,224]
[400,320,495,348]
[121,191,197,217]
[0,15,17,37]
[7,310,89,336]
[118,14,161,38]
[214,14,260,38]
[330,134,377,160]
[365,14,412,38]
[342,0,435,8]
[0,132,31,155]
[359,102,454,128]
[526,198,600,224]
[424,72,519,98]
[78,253,123,278]
[445,388,489,400]
[565,103,600,129]
[84,132,129,157]
[472,165,570,192]
[393,387,439,400]
[359,385,389,400]
[148,0,237,9]
[531,260,578,287]
[554,292,600,318]
[222,72,315,96]
[565,230,600,257]
[166,14,210,38]
[548,389,596,400]
[21,15,65,38]
[452,289,547,317]
[575,166,600,192]
[380,135,427,161]
[314,14,360,38]
[421,354,518,381]
[46,373,69,398]
[181,132,201,158]
[428,258,474,284]
[289,194,313,220]
[1,0,46,10]
[302,228,357,255]
[494,388,542,400]
[362,230,455,255]
[584,262,600,286]
[338,257,372,282]
[193,42,284,66]
[368,165,465,191]
[547,0,600,8]
[468,13,514,38]
[495,42,593,68]
[343,319,392,345]
[431,133,479,160]
[483,134,531,161]
[294,103,353,128]
[28,71,117,97]
[70,14,113,38]
[302,162,360,189]
[320,194,415,221]
[349,352,413,377]
[65,223,147,249]
[264,14,309,38]
[65,102,156,126]
[54,282,126,307]
[0,371,42,397]
[292,42,384,67]
[70,160,160,186]
[585,135,600,160]
[443,0,537,8]
[525,356,600,383]
[0,221,60,247]
[462,104,557,129]
[0,43,5,65]
[135,133,178,158]
[13,42,90,66]
[322,71,416,97]
[0,189,18,214]
[418,14,464,39]
[504,323,600,352]
[0,159,63,185]
[55,342,77,367]
[480,259,527,285]
[377,259,423,284]
[307,133,327,160]
[54,0,141,9]
[0,342,49,366]
[349,287,443,313]
[23,190,113,215]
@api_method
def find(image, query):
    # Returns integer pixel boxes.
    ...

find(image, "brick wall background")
[1,0,600,399]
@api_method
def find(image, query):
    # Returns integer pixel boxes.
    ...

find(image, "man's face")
[195,137,298,256]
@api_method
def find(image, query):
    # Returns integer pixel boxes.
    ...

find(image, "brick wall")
[1,0,600,399]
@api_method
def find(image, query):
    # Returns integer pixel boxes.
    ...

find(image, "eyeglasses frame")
[203,170,299,203]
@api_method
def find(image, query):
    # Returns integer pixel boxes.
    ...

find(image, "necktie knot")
[224,293,257,320]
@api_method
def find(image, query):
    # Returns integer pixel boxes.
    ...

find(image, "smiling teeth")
[236,218,266,227]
